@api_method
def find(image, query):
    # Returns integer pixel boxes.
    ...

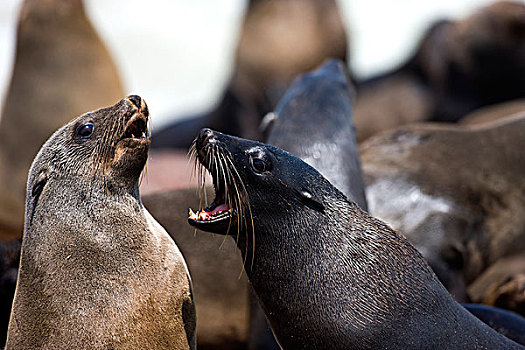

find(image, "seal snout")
[197,128,215,148]
[127,94,149,116]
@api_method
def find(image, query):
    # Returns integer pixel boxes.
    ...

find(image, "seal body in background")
[152,0,348,150]
[188,129,523,349]
[0,0,124,242]
[265,59,367,211]
[354,1,525,142]
[361,113,525,303]
[6,96,195,350]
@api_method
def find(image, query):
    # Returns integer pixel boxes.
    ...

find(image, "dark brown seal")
[0,0,124,241]
[6,96,195,349]
[354,1,525,142]
[361,113,525,302]
[187,128,523,349]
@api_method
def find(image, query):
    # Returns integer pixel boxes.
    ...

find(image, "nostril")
[197,128,215,148]
[128,95,142,109]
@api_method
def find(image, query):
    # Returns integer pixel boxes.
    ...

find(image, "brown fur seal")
[142,188,249,350]
[187,128,523,349]
[152,0,348,149]
[0,0,124,241]
[6,96,195,349]
[459,100,525,126]
[468,252,525,316]
[354,1,525,142]
[361,113,525,302]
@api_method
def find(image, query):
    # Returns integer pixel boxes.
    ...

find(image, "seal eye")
[250,157,267,173]
[76,123,94,138]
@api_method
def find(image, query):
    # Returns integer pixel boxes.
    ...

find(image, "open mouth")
[120,113,150,143]
[188,174,234,231]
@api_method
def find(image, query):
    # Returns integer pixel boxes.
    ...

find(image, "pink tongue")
[212,203,231,214]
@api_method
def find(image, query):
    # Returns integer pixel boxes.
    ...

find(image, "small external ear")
[31,169,49,198]
[259,112,278,139]
[297,187,325,212]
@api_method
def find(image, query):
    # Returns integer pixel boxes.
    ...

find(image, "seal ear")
[296,188,325,212]
[31,170,49,198]
[259,112,278,139]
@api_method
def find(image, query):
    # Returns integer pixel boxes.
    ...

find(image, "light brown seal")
[361,113,525,302]
[0,0,124,241]
[6,96,195,349]
[142,188,249,350]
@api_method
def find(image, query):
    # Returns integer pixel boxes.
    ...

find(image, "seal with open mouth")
[188,128,523,349]
[6,96,195,350]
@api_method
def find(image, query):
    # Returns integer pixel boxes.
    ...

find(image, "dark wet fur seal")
[187,128,523,349]
[265,59,367,210]
[362,113,525,303]
[0,0,124,241]
[354,1,525,142]
[6,96,195,349]
[152,0,348,150]
[252,59,367,349]
[463,303,525,345]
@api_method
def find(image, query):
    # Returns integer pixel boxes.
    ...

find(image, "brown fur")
[362,113,525,303]
[354,1,525,142]
[142,189,249,349]
[468,253,525,316]
[152,0,348,149]
[460,100,525,126]
[6,97,195,349]
[0,0,124,241]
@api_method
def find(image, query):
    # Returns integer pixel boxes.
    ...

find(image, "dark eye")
[250,157,267,173]
[76,123,94,138]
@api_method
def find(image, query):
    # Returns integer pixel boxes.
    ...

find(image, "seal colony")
[188,128,523,349]
[6,96,195,349]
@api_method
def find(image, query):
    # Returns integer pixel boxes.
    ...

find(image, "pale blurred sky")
[0,0,502,128]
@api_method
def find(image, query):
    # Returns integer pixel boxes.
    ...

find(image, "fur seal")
[253,58,367,349]
[142,188,249,350]
[152,0,348,149]
[463,304,525,345]
[187,128,523,349]
[468,252,525,316]
[266,59,367,210]
[361,113,525,302]
[354,1,525,142]
[0,0,124,241]
[6,96,195,349]
[459,100,525,126]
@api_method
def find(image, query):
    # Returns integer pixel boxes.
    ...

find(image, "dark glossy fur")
[266,59,367,211]
[192,129,523,349]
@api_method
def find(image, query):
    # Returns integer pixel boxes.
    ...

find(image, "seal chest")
[6,96,195,350]
[188,128,523,350]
